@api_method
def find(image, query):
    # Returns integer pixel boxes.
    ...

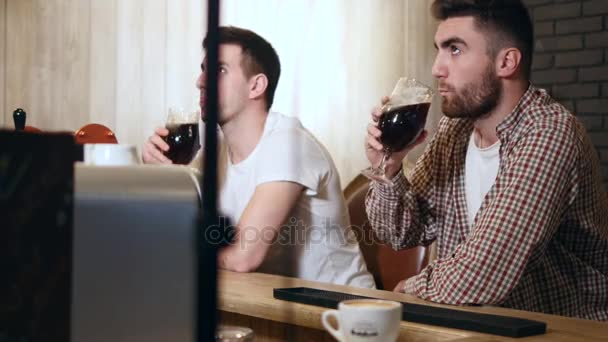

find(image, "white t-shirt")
[464,132,501,227]
[193,112,374,288]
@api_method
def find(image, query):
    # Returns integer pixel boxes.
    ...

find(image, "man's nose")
[196,73,206,89]
[431,55,446,79]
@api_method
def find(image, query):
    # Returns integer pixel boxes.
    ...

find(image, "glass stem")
[377,151,390,173]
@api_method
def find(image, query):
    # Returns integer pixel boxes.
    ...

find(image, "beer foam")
[389,77,434,106]
[166,108,200,125]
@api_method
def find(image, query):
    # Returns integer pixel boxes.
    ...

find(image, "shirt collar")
[496,83,540,140]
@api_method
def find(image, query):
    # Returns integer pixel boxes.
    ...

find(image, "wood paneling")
[0,0,5,127]
[61,0,91,130]
[5,0,34,128]
[5,0,90,131]
[89,0,117,130]
[114,0,144,144]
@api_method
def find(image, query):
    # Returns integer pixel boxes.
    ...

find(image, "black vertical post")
[197,0,220,341]
[203,0,220,212]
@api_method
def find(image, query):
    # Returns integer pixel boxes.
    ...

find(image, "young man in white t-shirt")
[143,26,374,288]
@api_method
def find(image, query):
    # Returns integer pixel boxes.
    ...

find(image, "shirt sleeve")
[364,118,452,250]
[254,128,329,196]
[404,122,579,304]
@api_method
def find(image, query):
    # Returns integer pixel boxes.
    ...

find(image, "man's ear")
[249,74,268,100]
[496,47,522,78]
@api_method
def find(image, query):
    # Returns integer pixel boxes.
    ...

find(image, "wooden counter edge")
[217,270,608,341]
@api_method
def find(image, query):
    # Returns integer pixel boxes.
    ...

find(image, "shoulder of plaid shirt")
[365,85,608,307]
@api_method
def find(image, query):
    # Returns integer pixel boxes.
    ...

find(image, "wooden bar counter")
[217,271,607,341]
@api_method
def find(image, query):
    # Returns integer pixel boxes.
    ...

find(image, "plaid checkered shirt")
[366,85,608,321]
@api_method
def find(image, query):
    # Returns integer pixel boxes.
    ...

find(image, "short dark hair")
[203,26,281,110]
[431,0,534,79]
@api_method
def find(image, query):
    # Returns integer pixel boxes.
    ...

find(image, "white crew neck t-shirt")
[464,133,501,227]
[194,111,374,288]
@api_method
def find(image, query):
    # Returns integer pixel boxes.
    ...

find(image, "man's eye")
[219,67,227,73]
[451,46,461,55]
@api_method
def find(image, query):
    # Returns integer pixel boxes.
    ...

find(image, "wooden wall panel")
[2,0,203,145]
[58,0,91,130]
[0,0,5,127]
[3,0,33,129]
[114,0,145,144]
[89,0,117,130]
[5,0,90,131]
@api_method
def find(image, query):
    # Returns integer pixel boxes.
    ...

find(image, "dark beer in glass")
[378,102,430,151]
[164,123,200,164]
[361,77,434,185]
[163,108,200,165]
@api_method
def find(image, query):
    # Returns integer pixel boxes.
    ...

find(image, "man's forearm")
[365,171,436,250]
[217,244,265,273]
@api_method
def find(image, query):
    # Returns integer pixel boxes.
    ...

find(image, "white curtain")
[219,0,439,184]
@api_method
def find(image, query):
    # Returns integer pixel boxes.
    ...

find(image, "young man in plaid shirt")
[365,0,608,320]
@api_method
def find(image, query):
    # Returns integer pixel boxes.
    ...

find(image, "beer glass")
[163,107,201,165]
[362,77,434,185]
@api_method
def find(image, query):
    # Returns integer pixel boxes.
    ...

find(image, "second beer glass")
[163,108,200,165]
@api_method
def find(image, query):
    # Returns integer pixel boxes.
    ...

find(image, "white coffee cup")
[321,299,402,342]
[84,144,139,166]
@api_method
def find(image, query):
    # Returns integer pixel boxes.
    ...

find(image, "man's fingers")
[393,279,406,293]
[367,123,382,139]
[366,122,385,151]
[150,135,170,152]
[371,96,390,122]
[144,141,172,164]
[372,108,383,121]
[155,127,169,136]
[143,142,164,163]
[142,147,162,164]
[142,148,159,164]
[366,136,384,151]
[141,127,173,165]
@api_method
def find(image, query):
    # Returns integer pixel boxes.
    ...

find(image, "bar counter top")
[217,270,607,341]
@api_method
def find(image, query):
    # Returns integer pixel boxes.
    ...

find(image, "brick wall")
[523,0,608,192]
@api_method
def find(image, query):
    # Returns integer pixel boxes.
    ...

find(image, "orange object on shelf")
[74,124,118,144]
[23,126,42,133]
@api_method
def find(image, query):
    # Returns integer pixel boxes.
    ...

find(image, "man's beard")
[440,64,502,120]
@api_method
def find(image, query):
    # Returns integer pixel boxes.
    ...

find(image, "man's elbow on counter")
[231,261,258,273]
[222,252,265,273]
